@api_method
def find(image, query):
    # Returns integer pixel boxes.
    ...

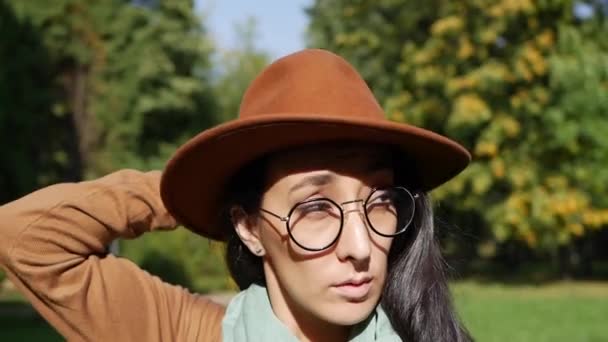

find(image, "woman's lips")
[332,278,372,300]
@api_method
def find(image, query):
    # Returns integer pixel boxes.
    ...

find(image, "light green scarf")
[222,284,402,341]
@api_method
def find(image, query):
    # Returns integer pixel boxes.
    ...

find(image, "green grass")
[1,281,607,341]
[452,281,608,342]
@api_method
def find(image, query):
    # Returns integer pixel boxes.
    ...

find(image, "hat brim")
[160,114,471,240]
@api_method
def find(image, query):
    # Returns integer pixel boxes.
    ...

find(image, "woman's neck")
[264,267,351,342]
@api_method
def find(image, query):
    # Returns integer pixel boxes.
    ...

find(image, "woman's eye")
[370,191,393,204]
[301,202,331,213]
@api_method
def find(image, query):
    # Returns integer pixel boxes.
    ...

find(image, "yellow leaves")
[387,93,442,127]
[567,223,584,237]
[496,185,606,246]
[513,43,548,82]
[458,36,474,60]
[479,28,499,45]
[541,188,608,238]
[491,158,505,178]
[582,209,608,229]
[335,33,349,45]
[532,86,551,105]
[488,3,506,17]
[449,93,492,128]
[515,58,534,82]
[498,181,605,240]
[488,0,534,17]
[508,166,533,189]
[447,76,478,94]
[545,175,568,190]
[431,16,464,36]
[535,29,555,50]
[551,198,579,216]
[522,231,537,247]
[413,48,437,65]
[334,30,380,48]
[510,89,530,109]
[390,110,405,122]
[475,141,498,157]
[458,93,490,114]
[509,86,553,115]
[417,98,445,116]
[496,114,521,138]
[472,171,493,194]
[502,193,536,245]
[506,193,528,213]
[414,66,443,85]
[522,43,547,75]
[481,111,521,143]
[542,180,590,222]
[386,92,412,123]
[446,62,510,95]
[505,209,523,225]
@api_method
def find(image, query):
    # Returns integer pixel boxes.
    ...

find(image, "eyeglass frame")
[258,186,418,252]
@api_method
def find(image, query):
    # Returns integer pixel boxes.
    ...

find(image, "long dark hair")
[218,150,473,342]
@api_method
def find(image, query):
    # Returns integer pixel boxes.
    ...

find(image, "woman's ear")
[230,206,266,256]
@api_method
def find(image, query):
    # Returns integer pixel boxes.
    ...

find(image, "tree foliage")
[89,0,218,174]
[0,0,77,202]
[2,0,218,186]
[212,17,270,122]
[1,0,230,289]
[120,228,231,293]
[307,0,608,267]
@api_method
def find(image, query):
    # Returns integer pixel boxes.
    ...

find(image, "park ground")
[0,280,606,341]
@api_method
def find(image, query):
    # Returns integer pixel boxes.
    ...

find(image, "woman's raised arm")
[0,169,224,341]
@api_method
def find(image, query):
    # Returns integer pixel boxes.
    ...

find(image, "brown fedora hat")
[160,49,471,240]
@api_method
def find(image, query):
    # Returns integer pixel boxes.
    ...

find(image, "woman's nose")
[335,202,372,264]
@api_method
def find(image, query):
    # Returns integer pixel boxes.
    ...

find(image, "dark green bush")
[120,228,231,293]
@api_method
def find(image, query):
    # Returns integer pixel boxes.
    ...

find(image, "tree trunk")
[61,63,96,180]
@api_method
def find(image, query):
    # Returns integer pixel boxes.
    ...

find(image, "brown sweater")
[0,169,225,341]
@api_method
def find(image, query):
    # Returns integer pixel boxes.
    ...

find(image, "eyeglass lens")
[287,187,415,250]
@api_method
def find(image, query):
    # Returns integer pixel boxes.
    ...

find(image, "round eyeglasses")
[259,187,417,251]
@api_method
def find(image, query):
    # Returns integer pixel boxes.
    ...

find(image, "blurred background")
[1,0,607,341]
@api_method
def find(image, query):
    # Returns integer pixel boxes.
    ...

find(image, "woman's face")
[235,143,396,329]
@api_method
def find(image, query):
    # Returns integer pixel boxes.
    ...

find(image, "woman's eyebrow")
[289,173,334,194]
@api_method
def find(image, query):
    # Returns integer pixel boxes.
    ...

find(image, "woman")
[0,49,472,341]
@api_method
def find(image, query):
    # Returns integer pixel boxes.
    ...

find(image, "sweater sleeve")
[0,169,225,342]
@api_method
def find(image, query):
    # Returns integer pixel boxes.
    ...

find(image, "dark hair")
[219,150,473,342]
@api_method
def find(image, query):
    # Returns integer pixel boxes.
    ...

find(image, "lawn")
[0,281,606,341]
[452,281,608,342]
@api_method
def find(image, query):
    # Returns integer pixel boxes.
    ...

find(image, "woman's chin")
[321,299,379,326]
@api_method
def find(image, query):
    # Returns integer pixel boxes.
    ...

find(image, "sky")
[196,0,312,58]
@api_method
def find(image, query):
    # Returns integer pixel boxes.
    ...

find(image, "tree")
[119,17,271,293]
[212,17,270,122]
[2,0,218,184]
[0,0,79,203]
[307,0,608,276]
[91,0,219,174]
[1,0,229,290]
